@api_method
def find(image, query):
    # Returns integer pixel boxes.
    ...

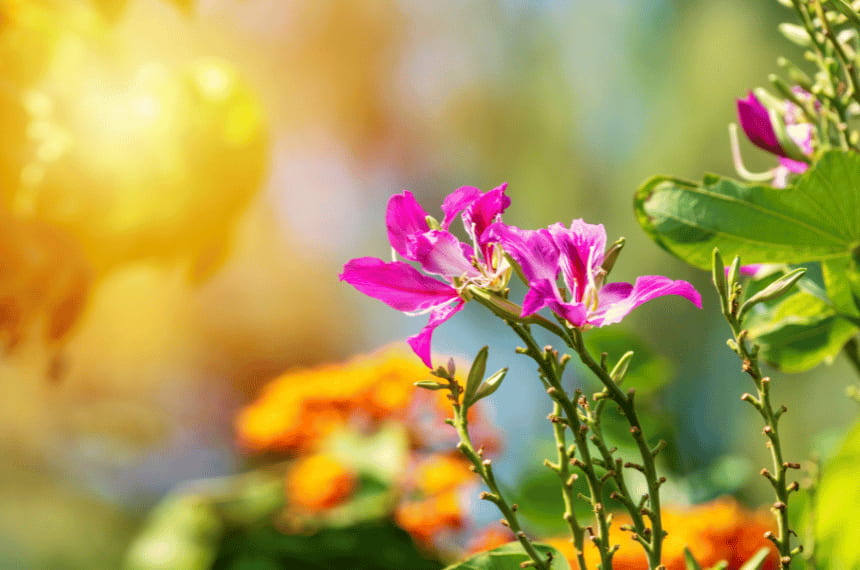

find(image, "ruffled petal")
[407,300,466,367]
[441,186,482,229]
[386,191,430,258]
[463,183,511,246]
[485,223,559,283]
[340,257,459,312]
[408,230,480,279]
[549,220,606,302]
[589,276,702,327]
[737,92,783,156]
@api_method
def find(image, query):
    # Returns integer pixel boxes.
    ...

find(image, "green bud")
[832,0,860,28]
[414,380,447,390]
[425,215,441,230]
[712,248,728,312]
[726,256,743,295]
[768,108,809,163]
[600,237,625,279]
[463,346,489,409]
[609,351,635,385]
[777,58,813,91]
[469,367,508,406]
[738,267,806,321]
[778,23,811,47]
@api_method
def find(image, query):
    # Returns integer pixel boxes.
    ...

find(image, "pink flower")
[486,219,701,328]
[736,91,814,186]
[340,185,510,367]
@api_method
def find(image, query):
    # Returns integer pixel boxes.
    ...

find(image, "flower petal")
[485,223,559,283]
[441,186,483,230]
[778,156,809,174]
[549,220,606,302]
[464,184,510,245]
[386,191,430,258]
[737,92,783,156]
[407,300,465,367]
[340,257,459,312]
[520,278,588,326]
[408,230,480,279]
[590,276,702,327]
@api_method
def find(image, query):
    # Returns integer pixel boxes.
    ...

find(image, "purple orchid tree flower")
[736,91,814,185]
[340,185,511,367]
[485,219,701,328]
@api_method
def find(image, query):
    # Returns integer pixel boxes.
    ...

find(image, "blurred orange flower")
[544,497,777,570]
[395,490,465,547]
[236,346,464,453]
[236,345,502,555]
[413,453,475,498]
[285,453,357,512]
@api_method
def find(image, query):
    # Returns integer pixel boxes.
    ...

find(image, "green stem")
[451,401,552,569]
[727,324,799,569]
[568,329,666,569]
[549,401,590,570]
[508,323,614,570]
[585,391,657,556]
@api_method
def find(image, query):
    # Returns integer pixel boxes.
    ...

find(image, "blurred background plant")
[0,0,856,568]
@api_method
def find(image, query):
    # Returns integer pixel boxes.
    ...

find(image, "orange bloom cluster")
[235,346,435,453]
[285,453,357,512]
[236,345,500,549]
[545,497,777,570]
[395,452,477,547]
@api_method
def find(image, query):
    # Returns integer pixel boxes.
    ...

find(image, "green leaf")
[737,547,771,570]
[443,542,570,570]
[635,150,860,270]
[815,420,860,570]
[746,291,858,372]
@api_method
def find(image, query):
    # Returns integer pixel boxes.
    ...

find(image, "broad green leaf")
[815,420,860,570]
[746,291,858,372]
[635,150,860,270]
[444,542,570,570]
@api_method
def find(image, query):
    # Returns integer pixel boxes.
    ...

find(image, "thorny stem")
[584,389,658,557]
[548,401,589,570]
[508,322,613,570]
[717,259,801,569]
[446,383,554,570]
[567,328,667,570]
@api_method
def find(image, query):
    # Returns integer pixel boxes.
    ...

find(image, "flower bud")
[738,267,806,321]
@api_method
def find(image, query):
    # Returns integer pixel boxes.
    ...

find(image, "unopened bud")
[739,268,806,320]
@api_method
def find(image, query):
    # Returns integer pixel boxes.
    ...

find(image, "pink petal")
[407,300,466,367]
[778,156,809,174]
[386,191,430,258]
[464,183,511,246]
[589,276,702,327]
[549,220,606,302]
[408,230,480,279]
[441,186,483,229]
[340,257,459,312]
[485,223,559,283]
[737,92,783,156]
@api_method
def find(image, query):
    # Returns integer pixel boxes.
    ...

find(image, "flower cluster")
[467,498,777,570]
[235,346,499,551]
[341,186,701,367]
